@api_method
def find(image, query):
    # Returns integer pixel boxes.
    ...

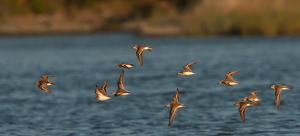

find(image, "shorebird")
[235,101,254,123]
[218,71,240,87]
[112,70,131,96]
[34,75,55,93]
[165,88,186,126]
[131,45,153,66]
[177,62,197,75]
[270,84,290,108]
[116,63,135,69]
[94,80,112,101]
[243,91,263,104]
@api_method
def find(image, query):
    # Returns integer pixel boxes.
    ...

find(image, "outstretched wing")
[41,75,54,81]
[117,71,125,90]
[168,106,178,126]
[183,62,197,72]
[38,83,51,93]
[275,88,282,108]
[239,105,247,123]
[249,91,263,97]
[94,85,101,95]
[136,48,144,66]
[172,88,180,103]
[100,80,108,95]
[225,71,240,80]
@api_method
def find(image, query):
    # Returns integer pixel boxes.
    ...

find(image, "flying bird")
[243,91,263,104]
[218,71,240,87]
[235,101,254,123]
[116,63,135,69]
[34,75,55,93]
[112,70,132,96]
[270,84,290,108]
[94,80,112,101]
[177,62,197,75]
[165,88,186,126]
[131,45,153,66]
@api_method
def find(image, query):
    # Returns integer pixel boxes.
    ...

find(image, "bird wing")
[41,75,54,81]
[275,88,282,108]
[94,85,102,95]
[100,80,109,95]
[249,91,263,97]
[168,106,179,126]
[117,71,125,90]
[172,88,180,103]
[225,71,240,80]
[136,48,145,66]
[183,62,197,72]
[239,104,247,123]
[38,83,51,93]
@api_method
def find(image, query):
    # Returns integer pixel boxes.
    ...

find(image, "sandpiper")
[270,84,290,108]
[243,91,263,104]
[112,70,132,96]
[131,45,153,66]
[34,75,55,93]
[165,88,186,126]
[94,80,112,101]
[116,63,135,69]
[177,62,197,75]
[218,71,240,87]
[235,101,254,123]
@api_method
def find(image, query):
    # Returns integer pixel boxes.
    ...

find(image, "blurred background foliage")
[0,0,300,35]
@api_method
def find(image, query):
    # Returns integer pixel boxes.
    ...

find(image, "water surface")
[0,33,300,135]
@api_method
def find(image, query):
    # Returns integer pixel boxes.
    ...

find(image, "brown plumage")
[235,101,254,123]
[270,84,290,108]
[94,80,112,101]
[112,70,131,97]
[132,45,153,66]
[165,88,186,126]
[177,62,197,75]
[34,75,55,93]
[243,91,263,104]
[116,63,135,69]
[218,71,240,87]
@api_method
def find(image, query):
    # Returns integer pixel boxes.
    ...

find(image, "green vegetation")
[0,0,300,35]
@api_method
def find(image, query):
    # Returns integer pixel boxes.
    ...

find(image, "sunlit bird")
[218,71,240,87]
[270,84,290,108]
[116,63,135,69]
[165,88,186,126]
[177,62,197,75]
[94,80,112,101]
[131,45,153,66]
[34,75,55,93]
[112,70,132,96]
[243,91,263,104]
[235,101,254,123]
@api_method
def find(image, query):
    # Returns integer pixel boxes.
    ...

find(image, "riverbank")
[1,0,300,36]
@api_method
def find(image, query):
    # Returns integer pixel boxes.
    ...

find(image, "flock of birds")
[34,45,290,126]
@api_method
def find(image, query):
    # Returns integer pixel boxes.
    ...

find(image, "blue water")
[0,33,300,135]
